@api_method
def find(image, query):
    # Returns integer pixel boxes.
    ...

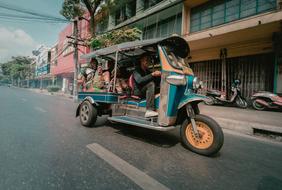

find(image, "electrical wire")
[0,1,68,22]
[0,12,68,22]
[0,16,68,23]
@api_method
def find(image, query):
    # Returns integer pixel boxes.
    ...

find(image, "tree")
[0,56,34,85]
[89,27,142,49]
[60,0,105,37]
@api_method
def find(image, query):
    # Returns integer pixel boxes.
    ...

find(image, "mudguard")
[251,91,275,100]
[178,93,208,109]
[75,96,98,117]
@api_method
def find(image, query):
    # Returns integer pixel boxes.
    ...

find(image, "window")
[115,7,126,25]
[225,0,240,22]
[190,0,277,33]
[127,0,136,18]
[212,3,224,26]
[143,13,182,39]
[114,0,136,25]
[144,0,164,10]
[47,51,51,64]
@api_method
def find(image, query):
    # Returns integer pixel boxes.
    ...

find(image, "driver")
[133,53,161,118]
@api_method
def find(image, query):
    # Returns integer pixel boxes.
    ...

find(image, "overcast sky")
[0,0,69,62]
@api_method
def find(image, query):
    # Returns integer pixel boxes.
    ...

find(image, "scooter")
[251,92,282,111]
[205,80,248,108]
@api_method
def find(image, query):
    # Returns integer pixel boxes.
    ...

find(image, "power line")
[0,16,68,23]
[0,12,68,22]
[0,1,68,22]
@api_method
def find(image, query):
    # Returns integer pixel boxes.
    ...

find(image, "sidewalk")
[199,104,282,137]
[28,88,74,99]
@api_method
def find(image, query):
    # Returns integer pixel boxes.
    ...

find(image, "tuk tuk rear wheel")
[79,101,97,127]
[180,114,224,156]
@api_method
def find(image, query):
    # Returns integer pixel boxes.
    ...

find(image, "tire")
[204,97,215,105]
[79,101,97,127]
[235,96,248,109]
[180,114,224,156]
[252,99,266,111]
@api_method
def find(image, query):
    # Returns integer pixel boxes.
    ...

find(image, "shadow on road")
[109,123,180,148]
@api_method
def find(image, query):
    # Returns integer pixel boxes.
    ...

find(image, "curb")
[28,88,74,99]
[214,117,282,136]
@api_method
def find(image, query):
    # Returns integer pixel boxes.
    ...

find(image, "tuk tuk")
[76,36,224,156]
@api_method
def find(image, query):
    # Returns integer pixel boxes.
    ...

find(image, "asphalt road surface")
[1,86,282,190]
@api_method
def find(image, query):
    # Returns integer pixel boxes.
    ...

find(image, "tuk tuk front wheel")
[180,114,224,156]
[79,101,97,127]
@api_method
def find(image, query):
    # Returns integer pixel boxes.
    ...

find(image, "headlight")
[193,77,202,89]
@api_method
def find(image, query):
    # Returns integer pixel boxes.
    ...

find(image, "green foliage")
[60,0,85,20]
[0,56,34,81]
[47,85,61,92]
[89,27,142,49]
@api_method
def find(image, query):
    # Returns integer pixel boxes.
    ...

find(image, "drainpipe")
[274,54,278,93]
[272,31,282,93]
[220,48,228,96]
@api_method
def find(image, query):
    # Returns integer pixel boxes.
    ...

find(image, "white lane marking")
[34,107,47,113]
[87,143,170,190]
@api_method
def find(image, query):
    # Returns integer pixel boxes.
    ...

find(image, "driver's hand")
[152,71,161,77]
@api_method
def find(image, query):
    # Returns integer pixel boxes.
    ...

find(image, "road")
[0,86,282,190]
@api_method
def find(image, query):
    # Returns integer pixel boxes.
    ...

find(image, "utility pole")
[40,75,43,90]
[73,19,79,102]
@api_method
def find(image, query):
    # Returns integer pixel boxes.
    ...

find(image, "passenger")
[78,57,98,91]
[133,53,161,117]
[108,60,129,94]
[115,67,129,94]
[102,60,113,86]
[93,65,110,92]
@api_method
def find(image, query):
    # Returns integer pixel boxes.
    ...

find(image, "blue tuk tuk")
[76,36,224,156]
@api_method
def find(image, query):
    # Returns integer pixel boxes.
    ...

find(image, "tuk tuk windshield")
[165,47,187,70]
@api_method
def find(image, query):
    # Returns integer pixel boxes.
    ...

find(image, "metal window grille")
[190,53,275,98]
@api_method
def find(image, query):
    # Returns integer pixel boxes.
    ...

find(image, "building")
[49,43,59,86]
[32,45,52,89]
[99,0,282,97]
[183,0,282,98]
[106,0,183,39]
[51,18,90,94]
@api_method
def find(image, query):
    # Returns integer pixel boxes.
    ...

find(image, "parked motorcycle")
[205,80,248,108]
[251,92,282,111]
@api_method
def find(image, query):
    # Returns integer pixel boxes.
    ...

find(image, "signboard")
[36,64,50,76]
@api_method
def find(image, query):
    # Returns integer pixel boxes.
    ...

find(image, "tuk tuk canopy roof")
[81,36,190,60]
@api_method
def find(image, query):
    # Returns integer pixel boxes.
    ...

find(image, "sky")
[0,0,69,62]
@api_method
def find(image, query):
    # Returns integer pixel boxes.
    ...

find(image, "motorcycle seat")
[207,90,221,97]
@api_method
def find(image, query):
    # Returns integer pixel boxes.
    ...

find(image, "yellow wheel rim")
[185,121,214,149]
